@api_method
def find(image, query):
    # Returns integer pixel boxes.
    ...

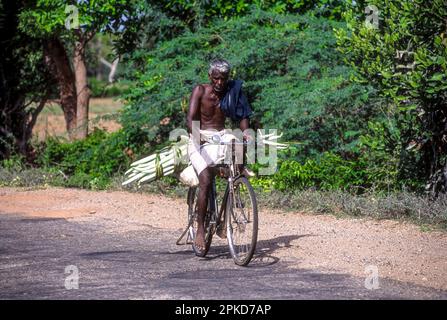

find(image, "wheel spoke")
[227,177,258,265]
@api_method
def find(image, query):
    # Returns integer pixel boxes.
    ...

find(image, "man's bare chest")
[200,95,224,118]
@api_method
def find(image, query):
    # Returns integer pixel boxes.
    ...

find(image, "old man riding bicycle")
[186,59,253,253]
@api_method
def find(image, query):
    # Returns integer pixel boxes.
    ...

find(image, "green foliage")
[8,0,440,197]
[37,128,139,189]
[18,0,149,69]
[2,0,148,161]
[358,119,401,190]
[0,154,27,171]
[335,0,447,194]
[0,166,66,188]
[121,9,425,193]
[19,0,136,37]
[89,78,128,97]
[121,11,381,159]
[358,116,425,192]
[156,0,350,27]
[0,0,56,159]
[251,147,422,194]
[267,152,367,192]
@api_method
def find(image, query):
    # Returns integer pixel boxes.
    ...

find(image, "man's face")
[209,70,229,94]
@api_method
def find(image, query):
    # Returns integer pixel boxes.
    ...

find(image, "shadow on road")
[249,234,314,268]
[168,233,315,268]
[2,211,446,300]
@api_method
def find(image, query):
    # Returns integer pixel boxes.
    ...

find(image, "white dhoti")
[187,129,235,176]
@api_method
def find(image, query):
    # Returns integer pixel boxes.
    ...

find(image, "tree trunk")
[43,38,77,140]
[73,39,91,140]
[19,93,50,161]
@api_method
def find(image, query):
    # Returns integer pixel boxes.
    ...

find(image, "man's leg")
[195,167,214,252]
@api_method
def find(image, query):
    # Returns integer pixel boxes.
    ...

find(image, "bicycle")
[177,138,258,266]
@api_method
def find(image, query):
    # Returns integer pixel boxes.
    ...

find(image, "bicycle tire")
[226,176,258,266]
[187,186,214,257]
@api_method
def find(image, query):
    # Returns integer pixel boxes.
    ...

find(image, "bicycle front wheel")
[226,176,258,266]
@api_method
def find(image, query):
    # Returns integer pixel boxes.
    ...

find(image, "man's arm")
[239,118,249,132]
[238,117,255,176]
[240,118,253,142]
[186,85,204,134]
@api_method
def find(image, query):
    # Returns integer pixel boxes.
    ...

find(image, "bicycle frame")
[176,165,234,245]
[209,139,243,233]
[177,139,248,245]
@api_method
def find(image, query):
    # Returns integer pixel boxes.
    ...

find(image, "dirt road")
[0,187,446,299]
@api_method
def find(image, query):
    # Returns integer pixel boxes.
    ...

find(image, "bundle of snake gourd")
[122,135,189,186]
[122,130,287,186]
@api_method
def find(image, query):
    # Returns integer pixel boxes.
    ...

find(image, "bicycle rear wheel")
[187,186,214,257]
[226,176,258,266]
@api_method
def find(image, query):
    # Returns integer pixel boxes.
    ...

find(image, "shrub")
[259,152,367,192]
[120,11,383,159]
[0,167,66,187]
[37,128,140,189]
[89,78,129,98]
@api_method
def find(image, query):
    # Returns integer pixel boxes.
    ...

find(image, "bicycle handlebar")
[216,141,253,145]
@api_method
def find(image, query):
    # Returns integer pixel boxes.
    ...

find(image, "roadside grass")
[255,189,447,232]
[33,98,123,141]
[1,166,446,232]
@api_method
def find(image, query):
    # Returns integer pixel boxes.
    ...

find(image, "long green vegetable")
[122,130,288,186]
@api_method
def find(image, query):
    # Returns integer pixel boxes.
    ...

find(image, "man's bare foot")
[194,229,206,254]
